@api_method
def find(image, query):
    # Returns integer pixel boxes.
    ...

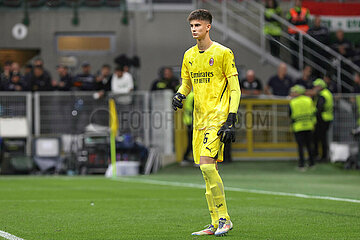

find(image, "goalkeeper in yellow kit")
[172,9,241,237]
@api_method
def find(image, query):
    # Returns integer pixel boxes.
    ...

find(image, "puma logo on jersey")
[216,203,223,208]
[206,147,212,153]
[189,61,192,66]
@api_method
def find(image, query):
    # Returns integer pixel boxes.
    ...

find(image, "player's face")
[189,20,211,40]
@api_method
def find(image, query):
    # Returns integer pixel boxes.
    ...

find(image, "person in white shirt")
[111,65,134,94]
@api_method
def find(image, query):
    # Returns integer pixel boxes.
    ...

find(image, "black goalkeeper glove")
[172,92,186,111]
[217,113,237,143]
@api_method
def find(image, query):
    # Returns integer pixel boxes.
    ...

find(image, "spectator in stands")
[324,74,337,94]
[331,29,354,59]
[0,61,12,90]
[264,0,282,58]
[11,62,21,75]
[240,69,263,95]
[53,65,72,91]
[265,62,293,96]
[294,65,314,90]
[96,64,112,92]
[73,62,96,91]
[289,85,315,170]
[23,64,33,91]
[33,57,52,80]
[31,66,53,91]
[286,0,310,69]
[307,15,330,77]
[353,72,360,93]
[331,29,355,92]
[3,73,27,91]
[151,67,180,92]
[312,78,333,163]
[111,65,134,94]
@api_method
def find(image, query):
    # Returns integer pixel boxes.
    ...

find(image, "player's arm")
[173,53,192,111]
[228,75,241,114]
[172,78,192,111]
[217,75,241,143]
[217,48,241,143]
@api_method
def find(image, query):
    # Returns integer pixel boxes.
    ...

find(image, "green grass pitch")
[1,161,360,240]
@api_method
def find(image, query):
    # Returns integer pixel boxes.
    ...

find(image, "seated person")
[294,65,314,89]
[240,69,263,95]
[331,29,354,59]
[265,62,293,96]
[151,67,179,92]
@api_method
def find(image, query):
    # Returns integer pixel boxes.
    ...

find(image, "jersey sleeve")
[178,51,192,96]
[223,49,238,79]
[181,52,190,80]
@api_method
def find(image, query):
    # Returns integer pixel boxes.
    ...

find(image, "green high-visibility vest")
[183,91,194,126]
[317,89,334,122]
[290,95,316,132]
[263,7,282,36]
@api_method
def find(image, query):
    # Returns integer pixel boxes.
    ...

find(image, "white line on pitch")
[114,177,360,204]
[0,230,24,240]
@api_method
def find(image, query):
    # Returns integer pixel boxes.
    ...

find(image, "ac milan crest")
[209,58,214,66]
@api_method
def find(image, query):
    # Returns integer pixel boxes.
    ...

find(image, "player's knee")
[200,163,217,176]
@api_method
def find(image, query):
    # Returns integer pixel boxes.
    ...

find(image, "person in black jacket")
[53,65,73,91]
[307,15,330,77]
[31,66,53,91]
[73,62,96,91]
[3,73,27,91]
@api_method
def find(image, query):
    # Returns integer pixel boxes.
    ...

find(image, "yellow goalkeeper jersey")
[181,42,238,130]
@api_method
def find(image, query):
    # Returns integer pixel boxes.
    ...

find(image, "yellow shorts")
[193,126,224,164]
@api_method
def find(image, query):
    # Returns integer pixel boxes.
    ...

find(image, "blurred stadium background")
[1,0,360,239]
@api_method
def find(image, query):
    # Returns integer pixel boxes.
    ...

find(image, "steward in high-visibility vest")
[312,78,333,162]
[286,0,310,35]
[264,0,282,57]
[289,85,315,168]
[264,0,282,37]
[313,79,334,122]
[290,86,316,133]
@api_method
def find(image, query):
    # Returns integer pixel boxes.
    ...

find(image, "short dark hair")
[115,65,124,72]
[187,9,212,24]
[102,64,111,69]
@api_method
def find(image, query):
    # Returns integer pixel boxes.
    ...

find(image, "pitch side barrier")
[0,91,177,159]
[175,93,360,161]
[174,95,298,161]
[1,92,356,161]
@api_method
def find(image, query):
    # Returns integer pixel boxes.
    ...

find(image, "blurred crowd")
[242,62,360,97]
[0,58,136,98]
[264,0,360,92]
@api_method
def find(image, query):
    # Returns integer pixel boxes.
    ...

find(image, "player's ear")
[206,23,211,32]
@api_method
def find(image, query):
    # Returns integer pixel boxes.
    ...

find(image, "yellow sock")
[200,164,230,220]
[203,175,219,227]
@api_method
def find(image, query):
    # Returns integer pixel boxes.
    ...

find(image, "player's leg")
[191,172,219,236]
[199,157,232,236]
[191,129,219,236]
